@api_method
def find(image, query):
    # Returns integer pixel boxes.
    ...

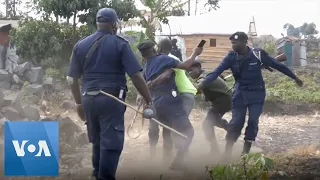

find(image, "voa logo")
[5,121,59,176]
[12,140,51,157]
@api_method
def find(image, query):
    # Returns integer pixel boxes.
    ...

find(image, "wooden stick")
[99,90,188,139]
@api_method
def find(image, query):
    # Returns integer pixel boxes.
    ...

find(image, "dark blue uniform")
[67,28,142,179]
[144,54,194,162]
[203,48,297,143]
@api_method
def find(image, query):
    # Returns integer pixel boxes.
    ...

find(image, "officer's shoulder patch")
[253,48,268,56]
[116,35,129,42]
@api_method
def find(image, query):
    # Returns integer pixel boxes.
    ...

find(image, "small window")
[210,39,216,47]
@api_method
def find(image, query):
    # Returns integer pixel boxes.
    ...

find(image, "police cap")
[138,40,155,52]
[96,8,119,23]
[158,38,172,49]
[229,31,248,41]
[171,38,177,44]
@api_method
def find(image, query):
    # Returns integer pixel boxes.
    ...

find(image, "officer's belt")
[84,89,121,96]
[151,90,179,97]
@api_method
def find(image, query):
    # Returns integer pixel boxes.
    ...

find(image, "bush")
[263,41,277,57]
[10,18,91,79]
[207,153,274,180]
[264,70,320,103]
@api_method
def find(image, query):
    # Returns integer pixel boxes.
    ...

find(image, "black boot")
[242,141,252,155]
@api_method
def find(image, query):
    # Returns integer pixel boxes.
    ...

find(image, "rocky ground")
[0,63,320,179]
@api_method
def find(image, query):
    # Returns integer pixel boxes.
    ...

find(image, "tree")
[194,0,220,15]
[2,0,24,19]
[10,18,90,75]
[283,22,319,39]
[140,0,188,42]
[36,0,95,42]
[78,0,140,32]
[170,8,185,16]
[299,22,319,39]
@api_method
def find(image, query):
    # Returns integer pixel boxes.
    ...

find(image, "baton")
[99,90,188,139]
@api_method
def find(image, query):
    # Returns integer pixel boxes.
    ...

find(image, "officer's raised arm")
[199,54,233,90]
[260,49,303,86]
[120,41,152,104]
[175,47,203,70]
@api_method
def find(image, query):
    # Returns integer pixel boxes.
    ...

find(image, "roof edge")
[157,33,233,36]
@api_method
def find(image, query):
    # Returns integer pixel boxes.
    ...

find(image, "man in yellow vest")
[146,38,197,160]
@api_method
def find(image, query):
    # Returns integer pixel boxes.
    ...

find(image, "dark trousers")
[83,93,126,180]
[202,106,229,143]
[226,103,264,143]
[149,93,195,153]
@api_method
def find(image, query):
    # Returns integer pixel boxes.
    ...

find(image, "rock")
[25,67,44,84]
[53,80,64,91]
[77,132,89,147]
[1,90,10,96]
[0,118,8,135]
[0,81,11,89]
[13,62,31,76]
[22,95,40,105]
[10,84,21,91]
[3,93,24,118]
[0,92,4,108]
[60,100,75,110]
[12,74,22,84]
[1,107,22,120]
[0,70,11,82]
[28,84,44,96]
[59,116,82,138]
[43,77,54,89]
[23,106,40,120]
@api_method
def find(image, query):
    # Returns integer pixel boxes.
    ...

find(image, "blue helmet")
[96,8,119,24]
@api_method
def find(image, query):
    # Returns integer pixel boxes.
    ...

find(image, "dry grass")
[267,145,320,178]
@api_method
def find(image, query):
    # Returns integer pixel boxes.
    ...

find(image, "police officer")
[138,40,202,170]
[170,38,183,61]
[188,61,231,154]
[146,38,197,160]
[197,32,303,157]
[67,8,153,180]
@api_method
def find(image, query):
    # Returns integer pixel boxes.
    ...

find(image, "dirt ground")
[2,102,320,180]
[0,100,320,180]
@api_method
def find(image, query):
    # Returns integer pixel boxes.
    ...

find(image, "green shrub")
[11,18,91,79]
[264,71,320,103]
[207,153,274,180]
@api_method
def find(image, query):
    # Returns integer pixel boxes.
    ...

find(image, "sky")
[0,0,319,38]
[137,0,320,38]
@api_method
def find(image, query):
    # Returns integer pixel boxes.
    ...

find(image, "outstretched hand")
[193,47,203,56]
[197,82,204,92]
[295,77,303,87]
[143,103,156,119]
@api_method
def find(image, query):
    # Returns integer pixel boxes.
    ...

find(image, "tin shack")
[276,36,307,67]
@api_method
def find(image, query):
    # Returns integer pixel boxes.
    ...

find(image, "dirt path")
[1,108,320,179]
